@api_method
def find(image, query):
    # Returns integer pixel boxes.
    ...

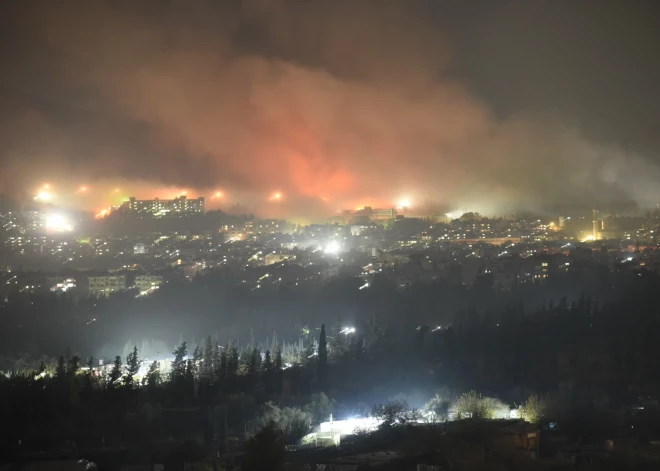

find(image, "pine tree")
[203,335,214,379]
[227,344,239,376]
[185,359,195,382]
[318,324,328,379]
[248,348,260,375]
[145,361,161,387]
[171,341,188,382]
[262,350,272,371]
[67,355,80,378]
[84,357,94,388]
[109,355,123,385]
[55,355,67,380]
[218,344,228,381]
[125,346,139,387]
[274,345,282,370]
[192,345,202,379]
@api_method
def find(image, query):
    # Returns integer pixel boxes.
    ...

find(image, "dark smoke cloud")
[1,0,659,219]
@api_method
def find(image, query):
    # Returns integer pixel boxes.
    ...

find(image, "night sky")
[1,0,659,219]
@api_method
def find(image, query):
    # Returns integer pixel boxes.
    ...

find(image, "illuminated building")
[121,196,205,217]
[220,225,245,242]
[134,243,147,255]
[133,275,162,295]
[265,253,292,265]
[244,221,255,235]
[50,278,76,293]
[88,274,126,297]
[340,207,397,224]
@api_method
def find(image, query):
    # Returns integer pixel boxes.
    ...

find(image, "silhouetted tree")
[192,345,202,378]
[274,345,282,370]
[248,348,260,375]
[125,346,139,387]
[227,344,239,376]
[318,324,327,379]
[242,422,286,471]
[67,355,80,378]
[145,361,161,387]
[218,344,228,381]
[262,350,272,372]
[109,355,123,385]
[212,342,222,379]
[171,341,188,382]
[202,335,214,379]
[55,355,67,380]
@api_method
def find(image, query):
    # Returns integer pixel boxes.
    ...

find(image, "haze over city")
[2,1,660,220]
[5,2,660,470]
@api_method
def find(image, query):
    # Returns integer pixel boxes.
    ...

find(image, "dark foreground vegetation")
[3,267,660,469]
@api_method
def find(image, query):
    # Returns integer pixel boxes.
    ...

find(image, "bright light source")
[269,192,282,201]
[325,240,340,254]
[211,191,223,199]
[397,198,411,209]
[46,214,73,232]
[340,327,356,334]
[359,282,369,290]
[34,190,52,202]
[76,186,88,194]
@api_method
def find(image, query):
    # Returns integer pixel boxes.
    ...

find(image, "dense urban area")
[3,198,660,470]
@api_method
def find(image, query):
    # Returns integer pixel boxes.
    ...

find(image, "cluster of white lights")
[45,214,73,232]
[324,240,340,254]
